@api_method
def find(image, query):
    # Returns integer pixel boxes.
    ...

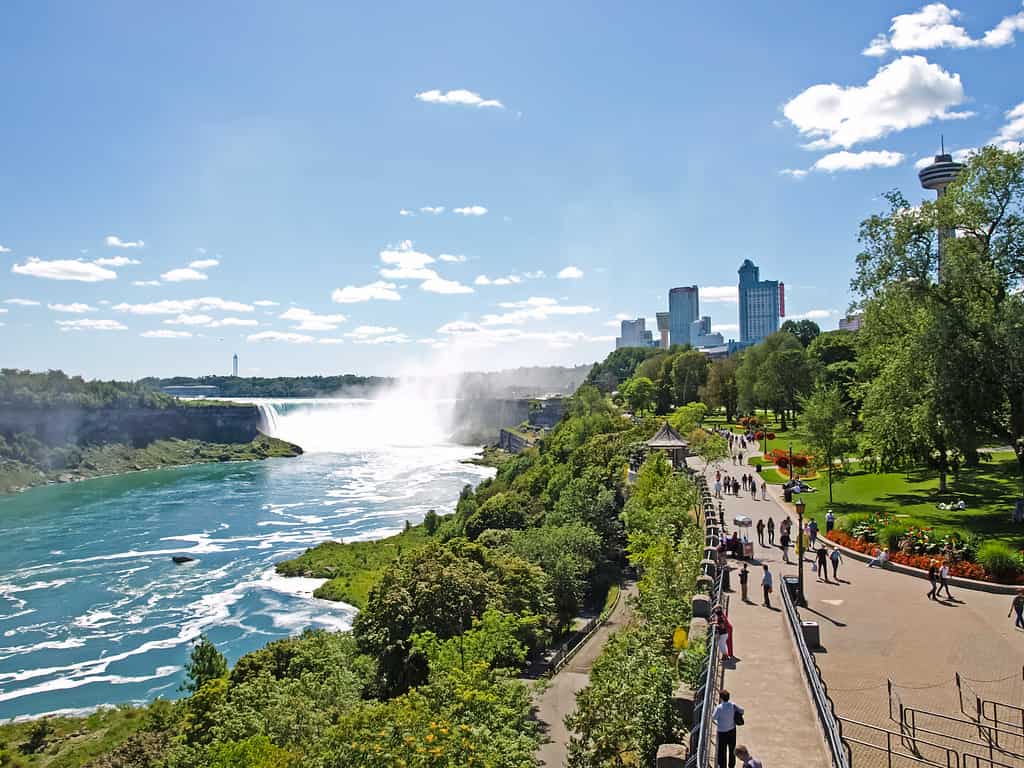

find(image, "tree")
[701,357,739,421]
[696,432,729,474]
[667,402,707,435]
[670,349,709,405]
[622,376,655,415]
[799,384,855,502]
[780,319,821,347]
[182,635,228,694]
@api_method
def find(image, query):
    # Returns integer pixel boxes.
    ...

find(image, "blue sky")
[2,1,1022,379]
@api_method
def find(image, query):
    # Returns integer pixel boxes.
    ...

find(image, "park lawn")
[791,451,1024,550]
[275,523,431,608]
[703,413,814,457]
[0,706,145,768]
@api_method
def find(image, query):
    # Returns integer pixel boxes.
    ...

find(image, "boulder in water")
[172,555,195,565]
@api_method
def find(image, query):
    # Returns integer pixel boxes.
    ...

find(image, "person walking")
[939,562,953,600]
[830,546,842,581]
[808,518,819,549]
[714,478,722,498]
[927,560,939,600]
[816,546,829,583]
[713,689,744,768]
[825,509,835,534]
[780,529,790,563]
[735,745,763,768]
[761,480,767,500]
[761,564,772,607]
[1009,590,1024,629]
[756,519,765,546]
[739,562,750,602]
[766,517,775,545]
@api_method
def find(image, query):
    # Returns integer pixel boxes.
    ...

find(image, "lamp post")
[794,496,807,607]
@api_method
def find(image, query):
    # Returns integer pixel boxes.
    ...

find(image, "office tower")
[689,316,724,348]
[616,318,655,349]
[738,259,781,344]
[918,140,965,281]
[656,312,670,349]
[232,353,238,377]
[669,286,699,347]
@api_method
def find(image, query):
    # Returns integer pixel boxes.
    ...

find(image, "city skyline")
[2,2,1022,379]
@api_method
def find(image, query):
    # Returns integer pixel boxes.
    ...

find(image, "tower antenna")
[941,134,945,155]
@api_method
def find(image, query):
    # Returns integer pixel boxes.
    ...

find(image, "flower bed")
[826,530,1020,584]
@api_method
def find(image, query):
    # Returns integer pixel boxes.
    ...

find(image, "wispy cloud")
[421,276,474,294]
[480,296,598,326]
[105,235,144,249]
[161,268,207,282]
[420,206,445,215]
[399,209,415,217]
[189,258,220,270]
[475,274,523,286]
[0,245,11,253]
[789,309,837,321]
[48,303,97,313]
[114,297,254,315]
[132,280,161,287]
[557,266,584,280]
[253,300,279,307]
[439,253,467,263]
[345,325,398,339]
[142,329,192,339]
[415,89,504,109]
[279,307,348,331]
[247,331,316,344]
[93,256,141,267]
[4,298,40,306]
[331,281,401,304]
[56,318,127,331]
[701,286,739,303]
[453,205,487,216]
[783,150,905,177]
[13,258,117,282]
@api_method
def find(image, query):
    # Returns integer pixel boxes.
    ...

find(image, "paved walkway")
[700,454,833,767]
[533,581,637,768]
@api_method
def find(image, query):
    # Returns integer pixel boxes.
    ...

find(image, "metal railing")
[547,583,623,675]
[780,569,852,768]
[955,671,1024,736]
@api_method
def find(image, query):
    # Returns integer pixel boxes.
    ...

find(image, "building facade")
[838,313,862,332]
[655,312,671,349]
[669,286,699,347]
[616,318,656,349]
[737,259,781,344]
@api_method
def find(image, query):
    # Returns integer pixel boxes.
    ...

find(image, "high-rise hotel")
[738,259,784,344]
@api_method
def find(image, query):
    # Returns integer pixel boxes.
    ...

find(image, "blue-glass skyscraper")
[669,286,699,347]
[738,259,781,344]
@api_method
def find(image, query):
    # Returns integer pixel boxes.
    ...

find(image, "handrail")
[548,582,624,676]
[840,717,962,767]
[780,570,852,768]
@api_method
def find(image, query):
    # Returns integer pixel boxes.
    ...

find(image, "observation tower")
[918,138,964,281]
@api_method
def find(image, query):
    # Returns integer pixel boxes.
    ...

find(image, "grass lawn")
[275,523,432,608]
[785,451,1024,550]
[0,706,145,767]
[704,413,814,457]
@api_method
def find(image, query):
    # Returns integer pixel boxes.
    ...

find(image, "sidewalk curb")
[822,538,1021,595]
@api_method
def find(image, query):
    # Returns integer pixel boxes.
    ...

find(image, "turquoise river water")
[0,398,493,720]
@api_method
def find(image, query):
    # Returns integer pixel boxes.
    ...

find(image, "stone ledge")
[823,538,1022,595]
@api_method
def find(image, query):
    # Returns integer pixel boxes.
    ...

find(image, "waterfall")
[257,403,281,437]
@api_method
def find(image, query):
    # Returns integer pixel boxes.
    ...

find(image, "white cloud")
[453,205,488,216]
[279,307,348,331]
[701,286,739,303]
[481,296,598,326]
[161,268,208,282]
[114,297,254,315]
[196,247,207,255]
[133,280,161,287]
[782,55,970,149]
[815,150,905,172]
[189,259,220,270]
[914,147,975,169]
[439,253,466,263]
[863,3,1024,57]
[164,314,215,326]
[421,276,474,294]
[0,308,6,314]
[317,338,345,345]
[345,325,399,339]
[56,318,127,331]
[253,300,279,307]
[420,206,445,215]
[715,323,740,335]
[331,281,401,304]
[48,303,97,313]
[557,266,584,280]
[523,270,546,279]
[4,298,40,306]
[415,89,504,109]
[790,309,837,321]
[0,245,11,253]
[399,209,415,217]
[213,317,258,327]
[12,258,117,282]
[475,274,522,286]
[142,330,192,339]
[105,235,144,249]
[93,256,141,267]
[779,168,810,179]
[247,331,315,344]
[378,240,437,280]
[993,101,1024,149]
[436,320,612,350]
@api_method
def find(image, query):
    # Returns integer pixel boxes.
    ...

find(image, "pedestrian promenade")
[695,452,832,766]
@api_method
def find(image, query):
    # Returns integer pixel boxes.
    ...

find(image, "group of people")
[714,469,767,501]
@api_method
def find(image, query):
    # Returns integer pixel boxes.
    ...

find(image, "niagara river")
[0,398,494,720]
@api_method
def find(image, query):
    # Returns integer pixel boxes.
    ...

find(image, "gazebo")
[646,423,690,469]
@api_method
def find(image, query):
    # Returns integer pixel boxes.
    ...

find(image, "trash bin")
[783,487,793,502]
[801,620,821,649]
[783,575,799,601]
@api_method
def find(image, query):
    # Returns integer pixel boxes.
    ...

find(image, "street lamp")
[794,496,807,607]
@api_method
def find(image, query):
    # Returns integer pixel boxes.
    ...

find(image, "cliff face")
[449,399,532,444]
[0,404,261,447]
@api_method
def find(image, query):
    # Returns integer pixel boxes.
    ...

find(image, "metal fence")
[780,570,852,768]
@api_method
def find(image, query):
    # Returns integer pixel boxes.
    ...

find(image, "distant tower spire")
[918,139,964,282]
[232,353,238,378]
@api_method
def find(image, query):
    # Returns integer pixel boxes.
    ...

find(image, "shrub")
[976,541,1022,582]
[878,523,907,553]
[836,513,871,534]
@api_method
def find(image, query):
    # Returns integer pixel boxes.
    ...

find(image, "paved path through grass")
[532,581,637,768]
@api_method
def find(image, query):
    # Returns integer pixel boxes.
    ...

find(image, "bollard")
[692,593,711,619]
